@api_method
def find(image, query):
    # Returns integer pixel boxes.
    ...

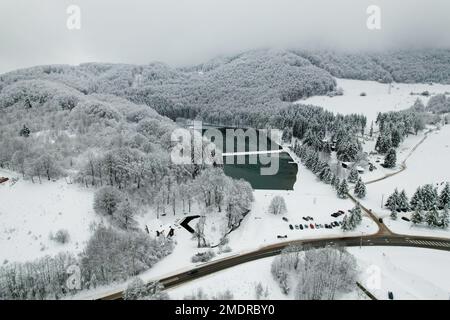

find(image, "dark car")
[401,217,411,222]
[302,217,308,221]
[338,210,345,214]
[188,269,199,275]
[310,224,315,229]
[289,224,294,230]
[304,224,309,229]
[331,212,338,218]
[299,224,304,230]
[282,217,289,222]
[277,235,288,239]
[308,216,314,221]
[379,218,384,224]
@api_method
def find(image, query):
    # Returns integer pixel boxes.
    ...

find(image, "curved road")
[99,127,446,300]
[101,233,450,300]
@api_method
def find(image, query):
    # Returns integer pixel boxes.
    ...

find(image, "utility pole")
[381,194,384,209]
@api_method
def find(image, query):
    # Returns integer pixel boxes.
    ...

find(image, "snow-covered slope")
[301,79,450,123]
[0,169,99,263]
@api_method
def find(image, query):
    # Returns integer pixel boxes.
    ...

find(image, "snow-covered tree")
[411,207,424,225]
[440,206,449,229]
[337,179,349,199]
[383,148,397,168]
[268,195,287,215]
[93,186,124,216]
[426,208,440,227]
[354,178,366,199]
[114,198,137,230]
[348,167,359,183]
[124,278,169,300]
[439,182,450,209]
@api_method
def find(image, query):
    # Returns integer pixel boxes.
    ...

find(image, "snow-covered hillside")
[301,79,450,123]
[0,169,99,263]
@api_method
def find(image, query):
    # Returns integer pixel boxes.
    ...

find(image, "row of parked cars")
[331,210,345,218]
[289,221,342,231]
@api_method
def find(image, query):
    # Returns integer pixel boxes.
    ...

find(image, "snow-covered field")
[301,78,450,124]
[0,169,100,263]
[349,247,450,300]
[167,246,450,300]
[361,125,450,238]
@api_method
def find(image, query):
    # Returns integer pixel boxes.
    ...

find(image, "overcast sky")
[1,0,449,73]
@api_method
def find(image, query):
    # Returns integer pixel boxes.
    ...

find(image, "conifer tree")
[354,178,366,199]
[337,179,349,199]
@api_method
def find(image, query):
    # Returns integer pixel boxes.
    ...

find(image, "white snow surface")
[0,169,100,263]
[301,78,450,123]
[167,247,450,300]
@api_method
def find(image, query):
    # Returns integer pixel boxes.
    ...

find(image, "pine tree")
[333,177,341,191]
[354,178,366,199]
[411,208,423,225]
[426,208,439,228]
[369,121,374,137]
[337,179,349,199]
[391,129,401,148]
[350,205,363,226]
[384,148,397,168]
[341,215,351,231]
[439,182,450,209]
[385,189,400,212]
[410,186,423,210]
[399,190,410,211]
[440,206,449,229]
[421,184,438,210]
[348,167,359,183]
[390,210,398,220]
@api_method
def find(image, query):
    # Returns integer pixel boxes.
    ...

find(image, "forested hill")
[1,49,450,128]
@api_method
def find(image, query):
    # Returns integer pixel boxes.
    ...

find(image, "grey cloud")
[1,0,449,73]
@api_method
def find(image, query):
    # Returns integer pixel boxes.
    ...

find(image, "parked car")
[299,224,304,230]
[401,217,411,222]
[379,218,384,224]
[308,216,314,221]
[310,224,315,229]
[302,217,308,221]
[289,224,294,230]
[388,291,394,300]
[282,217,289,222]
[338,210,345,214]
[304,224,309,229]
[295,225,299,229]
[277,235,288,239]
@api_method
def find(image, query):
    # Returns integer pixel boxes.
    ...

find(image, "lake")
[200,125,298,190]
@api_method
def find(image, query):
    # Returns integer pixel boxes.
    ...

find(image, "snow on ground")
[0,169,100,263]
[301,78,450,124]
[358,128,431,183]
[360,125,450,238]
[167,246,450,300]
[349,246,450,300]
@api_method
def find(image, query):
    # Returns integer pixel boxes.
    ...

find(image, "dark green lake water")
[201,125,298,190]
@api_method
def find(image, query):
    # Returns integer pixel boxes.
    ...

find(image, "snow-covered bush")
[191,250,216,263]
[124,277,169,300]
[50,229,70,244]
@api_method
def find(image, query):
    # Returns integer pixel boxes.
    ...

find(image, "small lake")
[201,125,298,190]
